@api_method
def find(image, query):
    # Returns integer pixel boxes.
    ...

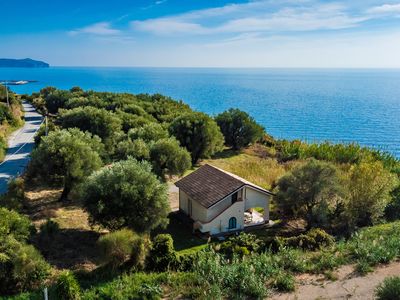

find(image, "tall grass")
[276,140,400,174]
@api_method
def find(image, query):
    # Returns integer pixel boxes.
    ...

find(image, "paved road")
[0,102,43,194]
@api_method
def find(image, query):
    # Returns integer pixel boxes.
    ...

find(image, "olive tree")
[58,106,122,150]
[346,161,398,227]
[150,138,191,178]
[128,122,168,143]
[276,159,343,228]
[29,128,103,201]
[215,108,264,150]
[169,112,224,164]
[82,159,169,233]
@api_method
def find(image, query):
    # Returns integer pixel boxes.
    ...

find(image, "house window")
[228,217,237,229]
[231,192,238,204]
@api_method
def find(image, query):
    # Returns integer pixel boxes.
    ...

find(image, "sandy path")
[271,261,400,300]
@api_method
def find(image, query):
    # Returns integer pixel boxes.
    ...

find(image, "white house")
[175,164,273,236]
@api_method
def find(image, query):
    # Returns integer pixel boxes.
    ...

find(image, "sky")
[1,0,400,67]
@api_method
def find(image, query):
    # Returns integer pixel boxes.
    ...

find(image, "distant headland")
[0,58,49,68]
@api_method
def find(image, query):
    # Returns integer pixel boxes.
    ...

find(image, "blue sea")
[1,67,400,157]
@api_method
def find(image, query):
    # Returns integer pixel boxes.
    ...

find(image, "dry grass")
[204,145,301,190]
[24,184,102,271]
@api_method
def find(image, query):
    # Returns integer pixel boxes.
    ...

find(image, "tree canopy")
[215,108,264,150]
[82,159,170,233]
[149,137,191,178]
[345,161,398,228]
[58,106,122,150]
[169,112,224,164]
[29,128,103,201]
[276,159,343,228]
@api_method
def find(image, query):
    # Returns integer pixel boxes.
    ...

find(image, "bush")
[137,283,163,300]
[0,236,50,294]
[215,232,262,258]
[375,276,400,300]
[0,208,35,242]
[147,234,177,271]
[272,272,296,292]
[385,186,400,221]
[97,229,138,269]
[0,178,25,211]
[39,219,60,239]
[282,229,335,251]
[54,271,81,300]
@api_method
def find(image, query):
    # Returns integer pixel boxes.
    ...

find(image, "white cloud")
[131,2,368,36]
[132,19,206,35]
[367,3,400,14]
[69,22,121,36]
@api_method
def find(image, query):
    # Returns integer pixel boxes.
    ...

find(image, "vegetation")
[169,112,224,164]
[97,229,139,269]
[2,87,400,298]
[0,208,50,295]
[276,159,344,229]
[346,161,398,228]
[375,276,400,300]
[54,271,81,300]
[82,159,169,233]
[0,87,24,161]
[28,128,103,201]
[215,108,264,150]
[149,138,191,178]
[147,234,177,272]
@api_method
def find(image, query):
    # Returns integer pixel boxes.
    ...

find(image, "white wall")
[191,198,208,223]
[179,190,189,214]
[207,188,244,222]
[244,187,270,221]
[199,201,244,235]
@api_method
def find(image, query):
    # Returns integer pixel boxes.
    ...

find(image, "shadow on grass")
[33,228,101,270]
[210,148,241,160]
[152,212,207,252]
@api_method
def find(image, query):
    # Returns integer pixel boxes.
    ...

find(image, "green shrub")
[39,219,60,239]
[375,276,400,300]
[130,235,151,271]
[97,229,138,269]
[215,232,262,258]
[0,236,50,294]
[272,272,295,292]
[137,283,163,300]
[282,229,335,251]
[54,271,81,300]
[0,178,26,211]
[147,234,177,271]
[0,208,35,242]
[385,186,400,221]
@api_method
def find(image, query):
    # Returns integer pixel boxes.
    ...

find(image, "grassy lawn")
[152,212,207,253]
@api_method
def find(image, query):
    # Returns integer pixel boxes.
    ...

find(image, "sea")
[1,67,400,158]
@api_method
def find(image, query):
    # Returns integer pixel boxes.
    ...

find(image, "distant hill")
[0,58,49,68]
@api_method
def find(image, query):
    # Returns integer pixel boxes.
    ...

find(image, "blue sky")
[2,0,400,67]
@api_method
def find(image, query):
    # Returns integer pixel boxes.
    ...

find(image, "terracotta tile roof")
[175,164,272,208]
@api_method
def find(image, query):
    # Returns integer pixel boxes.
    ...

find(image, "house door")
[188,199,192,216]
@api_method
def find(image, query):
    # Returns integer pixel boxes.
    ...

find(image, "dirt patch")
[168,182,179,211]
[271,261,400,300]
